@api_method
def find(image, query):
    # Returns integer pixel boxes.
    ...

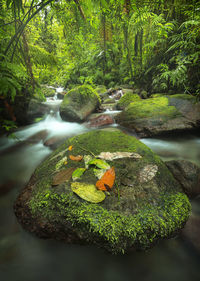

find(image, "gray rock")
[27,99,49,122]
[166,160,200,198]
[181,213,200,252]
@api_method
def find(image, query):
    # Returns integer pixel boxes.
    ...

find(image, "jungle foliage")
[0,0,200,107]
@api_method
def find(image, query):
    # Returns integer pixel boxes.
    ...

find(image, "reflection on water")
[0,92,200,281]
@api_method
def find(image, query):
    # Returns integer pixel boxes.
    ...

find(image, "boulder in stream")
[166,160,200,198]
[88,114,114,127]
[14,129,191,254]
[116,95,200,137]
[60,85,101,122]
[27,99,49,122]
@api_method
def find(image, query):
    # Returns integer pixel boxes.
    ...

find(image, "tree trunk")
[123,0,133,80]
[123,24,133,80]
[139,29,143,69]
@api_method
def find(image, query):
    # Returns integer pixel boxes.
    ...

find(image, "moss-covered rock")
[60,85,101,122]
[41,86,56,98]
[116,96,200,137]
[116,93,141,110]
[14,129,191,254]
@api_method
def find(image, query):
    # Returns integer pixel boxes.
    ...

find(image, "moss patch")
[62,84,101,107]
[169,94,195,101]
[116,93,141,110]
[119,97,182,120]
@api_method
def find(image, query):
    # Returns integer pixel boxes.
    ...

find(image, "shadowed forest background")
[0,0,200,131]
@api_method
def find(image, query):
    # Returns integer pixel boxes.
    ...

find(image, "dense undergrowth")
[0,0,200,132]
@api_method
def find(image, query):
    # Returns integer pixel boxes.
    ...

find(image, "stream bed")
[0,89,200,281]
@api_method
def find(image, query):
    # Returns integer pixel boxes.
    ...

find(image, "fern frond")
[29,44,57,66]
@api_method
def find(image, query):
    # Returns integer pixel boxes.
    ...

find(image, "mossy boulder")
[116,92,141,110]
[60,85,101,122]
[116,96,200,137]
[95,85,108,101]
[14,129,190,254]
[41,86,56,97]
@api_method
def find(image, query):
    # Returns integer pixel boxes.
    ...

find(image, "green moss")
[169,94,195,101]
[116,93,141,109]
[151,94,165,98]
[30,187,190,254]
[95,85,107,94]
[124,97,181,119]
[29,130,191,254]
[103,98,116,104]
[41,87,55,97]
[62,84,101,106]
[33,87,46,101]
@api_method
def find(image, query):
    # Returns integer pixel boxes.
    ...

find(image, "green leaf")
[71,182,105,203]
[72,168,86,181]
[93,168,106,179]
[88,158,110,170]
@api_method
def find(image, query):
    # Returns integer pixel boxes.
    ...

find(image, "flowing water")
[0,89,200,281]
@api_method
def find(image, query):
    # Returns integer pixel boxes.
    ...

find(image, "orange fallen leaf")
[69,155,83,161]
[68,145,73,151]
[96,167,115,191]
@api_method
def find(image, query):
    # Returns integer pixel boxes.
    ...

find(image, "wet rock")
[166,160,200,198]
[14,129,190,254]
[57,91,67,100]
[88,114,114,128]
[181,213,200,252]
[0,181,16,196]
[116,95,200,137]
[27,99,49,122]
[60,85,101,122]
[44,136,67,149]
[26,130,49,144]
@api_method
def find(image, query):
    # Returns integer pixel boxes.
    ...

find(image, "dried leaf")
[98,151,142,161]
[138,165,158,183]
[52,167,76,185]
[55,156,68,170]
[71,182,105,203]
[96,167,115,191]
[68,145,73,151]
[72,168,86,181]
[69,155,83,161]
[84,155,93,168]
[88,158,110,170]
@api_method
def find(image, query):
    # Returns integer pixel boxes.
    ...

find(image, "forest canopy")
[0,0,200,107]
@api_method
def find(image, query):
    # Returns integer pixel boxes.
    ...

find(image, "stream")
[0,88,200,281]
